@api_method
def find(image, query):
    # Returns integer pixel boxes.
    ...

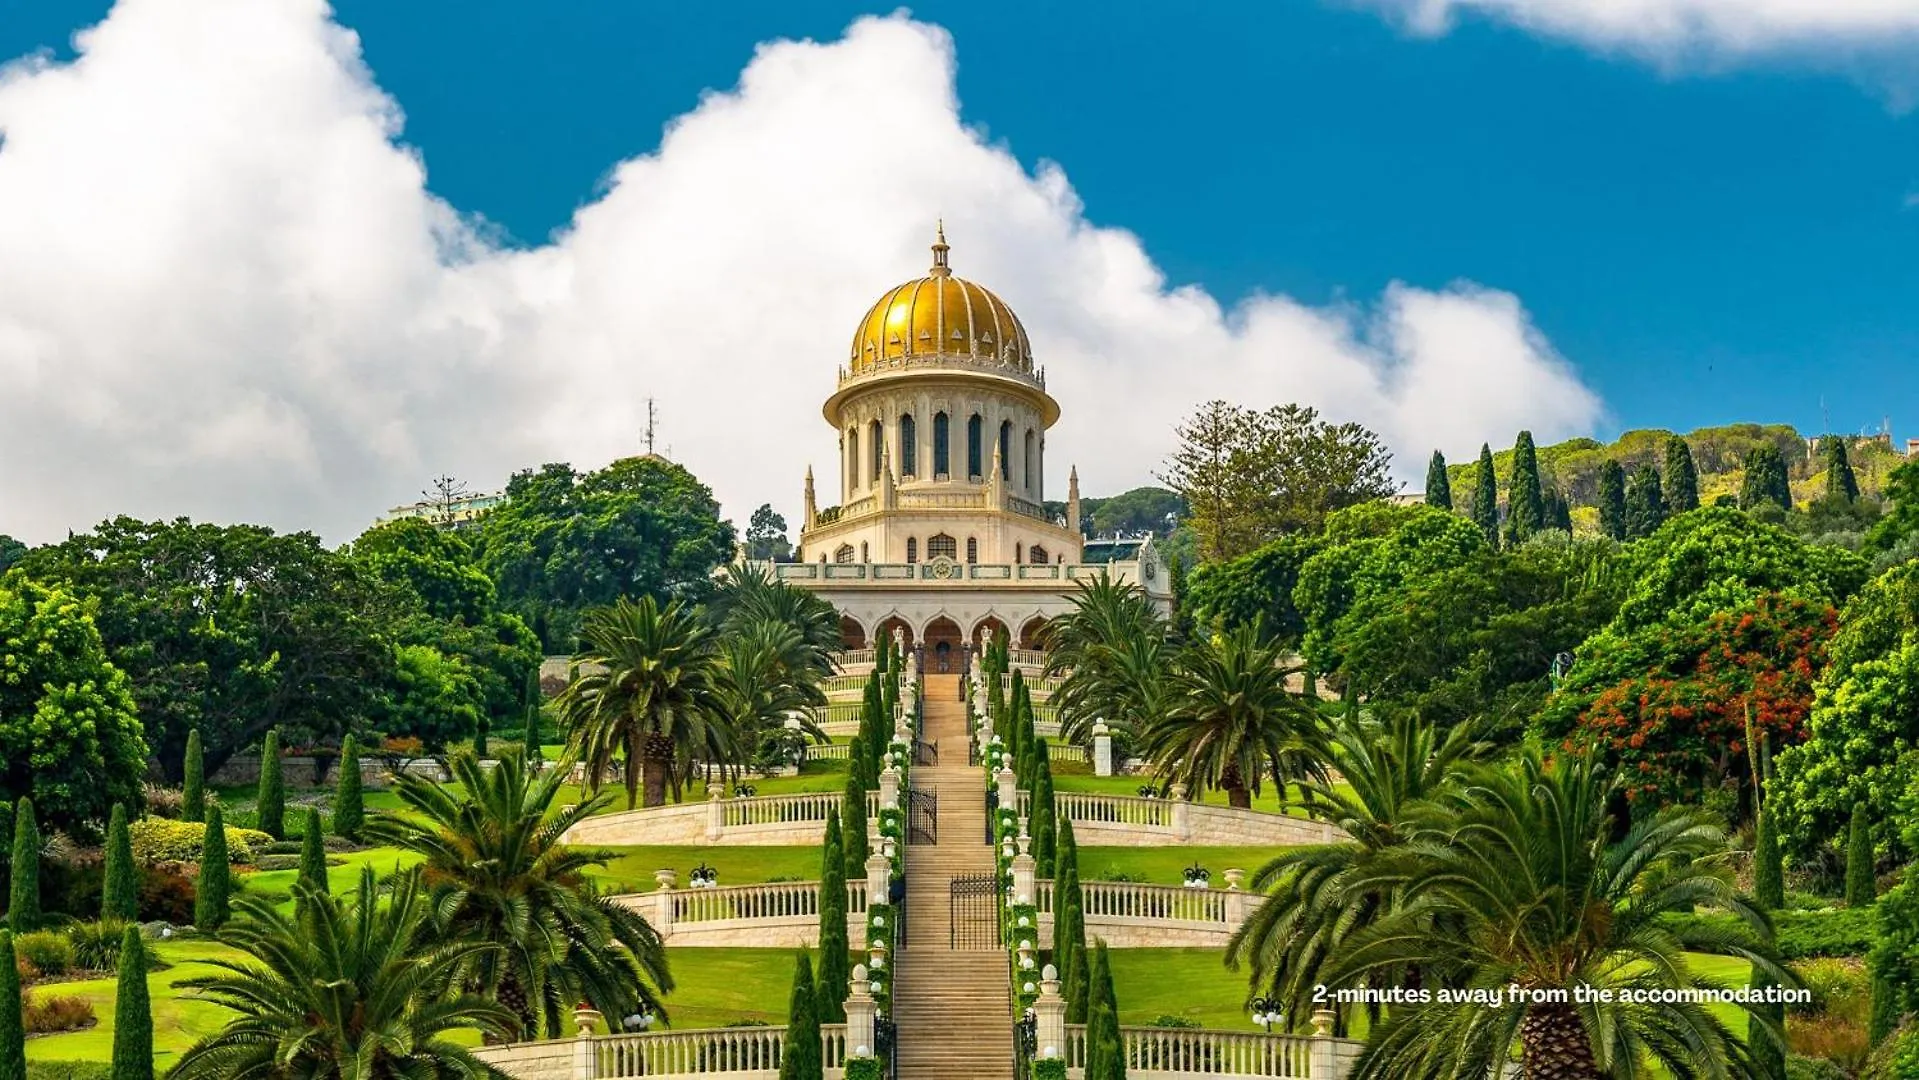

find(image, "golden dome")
[848,226,1034,375]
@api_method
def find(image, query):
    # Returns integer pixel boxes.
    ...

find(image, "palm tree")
[1228,708,1482,1022]
[172,867,515,1079]
[1139,623,1326,808]
[366,752,672,1040]
[1327,748,1790,1080]
[1046,575,1171,745]
[707,563,842,681]
[709,618,829,778]
[556,596,727,808]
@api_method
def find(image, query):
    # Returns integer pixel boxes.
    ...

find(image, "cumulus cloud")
[0,0,1603,544]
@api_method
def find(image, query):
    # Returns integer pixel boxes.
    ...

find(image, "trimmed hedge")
[128,818,270,866]
[28,1064,112,1080]
[1666,907,1878,961]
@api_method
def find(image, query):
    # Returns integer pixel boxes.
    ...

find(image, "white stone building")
[770,227,1171,672]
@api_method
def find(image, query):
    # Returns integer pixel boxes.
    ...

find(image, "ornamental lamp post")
[1250,995,1283,1033]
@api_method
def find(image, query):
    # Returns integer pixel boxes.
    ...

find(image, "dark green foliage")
[780,952,822,1080]
[1869,882,1919,1040]
[256,729,284,841]
[1424,451,1452,511]
[1741,444,1793,512]
[1624,464,1666,539]
[1867,458,1919,553]
[523,667,543,764]
[296,807,328,906]
[472,715,489,761]
[1846,803,1875,907]
[0,932,23,1080]
[181,729,204,823]
[1183,535,1319,645]
[194,806,230,930]
[1471,444,1499,547]
[1753,806,1783,913]
[1543,486,1573,533]
[8,799,38,933]
[1664,436,1700,514]
[1869,975,1897,1044]
[1748,970,1785,1080]
[1084,941,1125,1080]
[1598,460,1627,541]
[102,804,137,923]
[816,809,849,1024]
[1031,761,1057,879]
[110,924,152,1080]
[841,771,869,881]
[333,736,364,841]
[1504,432,1545,545]
[1824,438,1860,503]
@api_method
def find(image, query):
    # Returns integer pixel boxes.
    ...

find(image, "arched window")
[900,414,917,478]
[1024,429,1035,490]
[1029,544,1048,565]
[999,421,1012,480]
[847,427,859,490]
[906,537,918,564]
[967,415,983,479]
[928,533,957,560]
[870,419,883,482]
[933,412,950,477]
[834,544,855,563]
[966,537,978,564]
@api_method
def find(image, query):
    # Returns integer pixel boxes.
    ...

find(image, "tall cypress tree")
[1624,464,1667,539]
[1740,445,1793,511]
[473,715,489,761]
[842,770,870,881]
[102,803,138,923]
[0,932,23,1080]
[1663,436,1699,513]
[781,951,823,1080]
[1055,816,1088,1026]
[816,809,850,1024]
[1424,450,1452,510]
[1504,432,1545,545]
[1032,759,1057,879]
[1543,486,1573,533]
[296,806,328,914]
[1825,438,1860,503]
[8,799,38,933]
[1597,460,1628,541]
[111,923,153,1080]
[1471,444,1499,547]
[195,805,230,930]
[333,736,364,841]
[1086,941,1125,1080]
[1846,802,1875,907]
[182,728,205,822]
[256,728,285,841]
[1753,802,1783,912]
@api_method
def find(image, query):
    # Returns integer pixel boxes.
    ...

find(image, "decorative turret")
[987,439,1005,509]
[1067,465,1081,536]
[879,442,897,511]
[803,466,817,529]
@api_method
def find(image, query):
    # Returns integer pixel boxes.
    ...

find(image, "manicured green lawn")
[240,847,426,915]
[584,845,829,894]
[24,938,250,1069]
[1108,949,1256,1029]
[1051,767,1345,820]
[658,948,808,1028]
[1078,847,1290,886]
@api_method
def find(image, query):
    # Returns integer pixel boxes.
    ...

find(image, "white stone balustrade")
[1032,877,1263,947]
[562,791,881,847]
[1014,790,1343,848]
[474,1024,852,1080]
[1060,1023,1359,1079]
[615,878,869,949]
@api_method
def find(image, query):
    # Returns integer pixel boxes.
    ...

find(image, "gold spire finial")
[930,220,951,277]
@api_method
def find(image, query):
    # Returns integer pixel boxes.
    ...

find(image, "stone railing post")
[1092,720,1114,777]
[1169,782,1191,840]
[705,782,726,841]
[1309,1007,1347,1080]
[845,964,878,1058]
[997,766,1019,810]
[1034,964,1066,1061]
[878,766,901,811]
[653,869,677,940]
[571,1003,602,1080]
[1011,831,1036,906]
[865,852,890,910]
[1223,867,1246,927]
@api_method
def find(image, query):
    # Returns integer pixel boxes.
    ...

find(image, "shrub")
[1784,1055,1847,1080]
[127,819,269,865]
[1789,957,1871,1018]
[140,785,184,821]
[22,993,95,1035]
[1780,907,1879,960]
[1148,1015,1201,1029]
[63,921,147,973]
[1788,1013,1871,1074]
[14,931,73,978]
[253,855,302,872]
[28,1064,113,1080]
[135,864,195,925]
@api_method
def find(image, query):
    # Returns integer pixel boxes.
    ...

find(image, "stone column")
[705,782,726,841]
[879,766,901,811]
[571,1004,602,1080]
[1169,782,1191,841]
[1223,868,1246,929]
[997,766,1019,812]
[865,853,890,911]
[1034,964,1066,1061]
[845,964,878,1058]
[1309,1008,1354,1080]
[1092,720,1114,777]
[653,869,677,941]
[1011,831,1036,906]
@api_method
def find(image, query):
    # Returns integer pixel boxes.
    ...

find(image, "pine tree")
[8,799,38,933]
[1663,436,1699,513]
[196,805,231,930]
[0,932,23,1080]
[1504,432,1545,545]
[780,951,823,1080]
[1424,451,1452,511]
[256,728,285,841]
[182,728,205,822]
[841,770,870,881]
[1624,464,1667,539]
[333,736,364,841]
[1740,444,1793,511]
[102,803,138,923]
[1825,437,1860,503]
[816,808,849,1024]
[111,923,153,1080]
[1471,444,1499,547]
[1597,460,1628,541]
[296,806,328,913]
[1846,802,1875,907]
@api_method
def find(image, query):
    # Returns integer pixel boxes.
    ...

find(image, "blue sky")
[2,0,1917,537]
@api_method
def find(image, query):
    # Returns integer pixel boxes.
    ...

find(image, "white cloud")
[0,0,1603,545]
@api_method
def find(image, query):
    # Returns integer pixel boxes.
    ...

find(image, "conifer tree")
[195,805,230,930]
[256,728,285,841]
[102,803,138,923]
[473,715,489,761]
[1825,437,1860,503]
[1503,432,1545,545]
[1597,460,1628,541]
[1846,802,1875,907]
[0,932,22,1080]
[1032,758,1057,878]
[333,735,364,841]
[1625,464,1667,539]
[1753,801,1783,912]
[182,728,205,822]
[1663,436,1699,513]
[780,951,823,1080]
[296,806,328,913]
[1055,816,1088,1027]
[7,799,38,933]
[1471,444,1499,547]
[816,809,850,1024]
[1740,444,1793,511]
[1424,451,1452,511]
[842,769,870,881]
[111,923,153,1080]
[1085,941,1125,1080]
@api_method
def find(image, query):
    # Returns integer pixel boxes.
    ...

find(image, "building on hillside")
[379,490,506,530]
[766,226,1172,673]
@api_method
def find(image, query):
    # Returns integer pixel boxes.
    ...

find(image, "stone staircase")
[893,674,1014,1080]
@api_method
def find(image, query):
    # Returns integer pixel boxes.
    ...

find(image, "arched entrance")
[972,616,1009,655]
[1019,616,1053,652]
[838,615,868,651]
[923,616,963,674]
[874,616,916,656]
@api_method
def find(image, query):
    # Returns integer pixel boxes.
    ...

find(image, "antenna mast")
[645,398,658,456]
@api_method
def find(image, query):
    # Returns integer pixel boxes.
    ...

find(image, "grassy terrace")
[1077,846,1291,886]
[584,845,829,894]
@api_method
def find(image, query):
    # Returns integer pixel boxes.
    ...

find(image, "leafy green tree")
[333,736,364,841]
[366,753,671,1039]
[1470,444,1499,547]
[1740,444,1793,512]
[1847,802,1876,906]
[196,805,231,930]
[1866,457,1919,553]
[388,642,485,752]
[780,952,822,1080]
[170,868,515,1078]
[1503,431,1545,545]
[0,537,23,574]
[475,456,736,651]
[1542,485,1572,533]
[256,729,285,841]
[182,728,205,822]
[296,807,328,911]
[817,808,850,1024]
[1869,880,1919,1041]
[0,580,147,834]
[745,504,794,562]
[1077,486,1185,538]
[102,803,138,923]
[1597,460,1627,541]
[1604,507,1865,635]
[1141,624,1324,808]
[7,799,37,933]
[1825,437,1861,502]
[1295,503,1488,678]
[1183,536,1319,647]
[1624,463,1666,539]
[1664,436,1700,514]
[0,932,22,1080]
[111,923,153,1080]
[1424,451,1452,511]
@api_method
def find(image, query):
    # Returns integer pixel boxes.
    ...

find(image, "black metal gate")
[908,787,938,845]
[948,873,1001,950]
